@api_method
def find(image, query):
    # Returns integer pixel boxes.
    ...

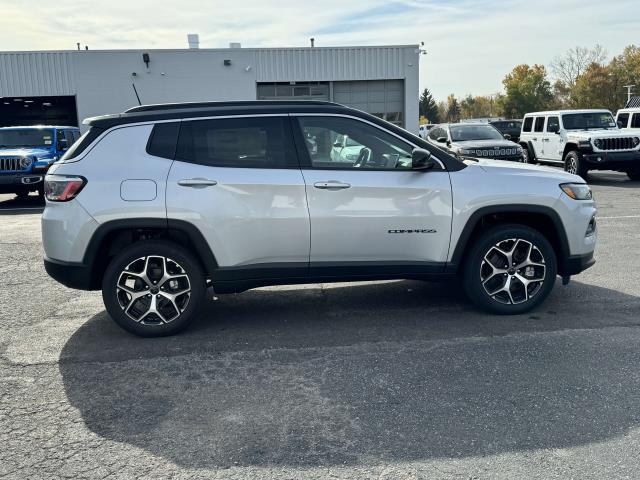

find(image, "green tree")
[499,64,554,118]
[418,88,440,123]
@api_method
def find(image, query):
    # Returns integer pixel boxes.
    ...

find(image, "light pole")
[623,85,635,105]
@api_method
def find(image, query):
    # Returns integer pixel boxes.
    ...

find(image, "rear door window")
[534,117,545,133]
[176,116,298,168]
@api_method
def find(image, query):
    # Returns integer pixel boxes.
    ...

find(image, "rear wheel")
[463,224,557,315]
[564,150,588,179]
[102,240,206,337]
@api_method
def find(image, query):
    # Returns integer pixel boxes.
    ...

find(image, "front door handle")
[532,137,538,141]
[177,178,218,188]
[314,181,351,190]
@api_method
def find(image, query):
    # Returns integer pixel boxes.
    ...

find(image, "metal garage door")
[333,80,404,127]
[257,82,329,101]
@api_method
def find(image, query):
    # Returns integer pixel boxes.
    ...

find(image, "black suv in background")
[490,120,522,142]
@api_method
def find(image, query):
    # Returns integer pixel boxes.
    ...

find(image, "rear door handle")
[313,181,351,190]
[177,178,218,188]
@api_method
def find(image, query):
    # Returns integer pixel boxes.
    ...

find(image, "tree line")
[419,44,640,124]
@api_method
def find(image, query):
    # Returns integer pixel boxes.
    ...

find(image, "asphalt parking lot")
[1,171,640,480]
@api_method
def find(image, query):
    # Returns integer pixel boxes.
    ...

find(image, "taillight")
[44,175,87,202]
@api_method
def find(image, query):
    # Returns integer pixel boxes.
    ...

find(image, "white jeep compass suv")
[42,101,597,336]
[519,109,640,180]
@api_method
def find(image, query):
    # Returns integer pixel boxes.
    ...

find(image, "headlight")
[560,183,592,200]
[20,157,33,168]
[594,139,603,149]
[633,137,640,147]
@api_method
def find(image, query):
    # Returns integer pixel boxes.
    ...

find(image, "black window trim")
[290,113,446,171]
[173,114,302,170]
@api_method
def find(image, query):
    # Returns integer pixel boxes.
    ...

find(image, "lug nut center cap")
[150,286,159,294]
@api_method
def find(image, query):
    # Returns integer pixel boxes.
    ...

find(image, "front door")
[293,115,453,274]
[166,116,310,275]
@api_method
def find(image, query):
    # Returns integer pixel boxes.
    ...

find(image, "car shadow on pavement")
[59,279,640,468]
[0,193,44,214]
[587,171,640,189]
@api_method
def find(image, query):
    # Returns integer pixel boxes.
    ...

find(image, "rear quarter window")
[60,127,104,161]
[146,122,180,159]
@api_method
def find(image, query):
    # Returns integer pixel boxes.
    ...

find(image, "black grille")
[597,137,635,150]
[0,157,22,172]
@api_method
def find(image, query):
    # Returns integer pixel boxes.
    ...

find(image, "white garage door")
[333,80,404,127]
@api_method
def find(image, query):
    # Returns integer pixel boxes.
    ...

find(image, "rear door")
[166,115,310,275]
[293,114,452,273]
[531,116,546,159]
[542,115,562,162]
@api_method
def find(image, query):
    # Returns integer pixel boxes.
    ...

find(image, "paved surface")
[1,172,640,479]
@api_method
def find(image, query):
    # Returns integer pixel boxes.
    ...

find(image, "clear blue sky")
[2,0,638,101]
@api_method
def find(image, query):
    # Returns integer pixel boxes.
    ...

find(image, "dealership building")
[0,43,420,133]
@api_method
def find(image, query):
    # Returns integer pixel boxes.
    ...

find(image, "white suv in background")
[519,109,640,180]
[616,108,640,134]
[42,101,597,336]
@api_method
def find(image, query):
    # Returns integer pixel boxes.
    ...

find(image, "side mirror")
[436,136,448,144]
[57,138,68,150]
[504,133,512,140]
[411,148,435,171]
[548,124,560,134]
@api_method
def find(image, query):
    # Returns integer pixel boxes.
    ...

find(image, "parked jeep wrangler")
[0,126,80,198]
[42,101,597,336]
[519,110,640,180]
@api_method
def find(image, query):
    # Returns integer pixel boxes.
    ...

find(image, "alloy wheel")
[116,256,191,325]
[480,238,546,305]
[566,156,578,174]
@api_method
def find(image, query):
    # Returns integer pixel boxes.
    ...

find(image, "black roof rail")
[125,100,342,113]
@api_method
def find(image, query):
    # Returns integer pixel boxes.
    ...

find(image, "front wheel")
[564,150,588,179]
[626,168,640,181]
[102,240,206,337]
[463,224,557,315]
[520,146,530,164]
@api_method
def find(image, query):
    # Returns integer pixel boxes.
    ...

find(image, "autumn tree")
[446,94,460,122]
[499,64,554,118]
[550,45,607,89]
[418,88,440,123]
[459,95,503,119]
[571,63,619,111]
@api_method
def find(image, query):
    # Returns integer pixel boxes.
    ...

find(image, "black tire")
[463,224,557,315]
[564,150,588,179]
[626,168,640,181]
[102,240,206,337]
[520,145,531,164]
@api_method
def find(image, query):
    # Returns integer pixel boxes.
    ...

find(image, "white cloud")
[1,0,638,101]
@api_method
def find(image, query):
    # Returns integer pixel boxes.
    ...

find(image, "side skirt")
[212,261,451,294]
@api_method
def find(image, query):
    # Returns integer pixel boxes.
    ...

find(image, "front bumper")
[0,173,44,192]
[558,251,595,276]
[583,150,640,169]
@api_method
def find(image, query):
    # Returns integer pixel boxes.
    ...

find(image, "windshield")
[0,129,55,148]
[562,112,616,130]
[450,125,504,142]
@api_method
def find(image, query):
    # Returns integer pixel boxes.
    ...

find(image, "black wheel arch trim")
[81,218,218,289]
[447,204,572,274]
